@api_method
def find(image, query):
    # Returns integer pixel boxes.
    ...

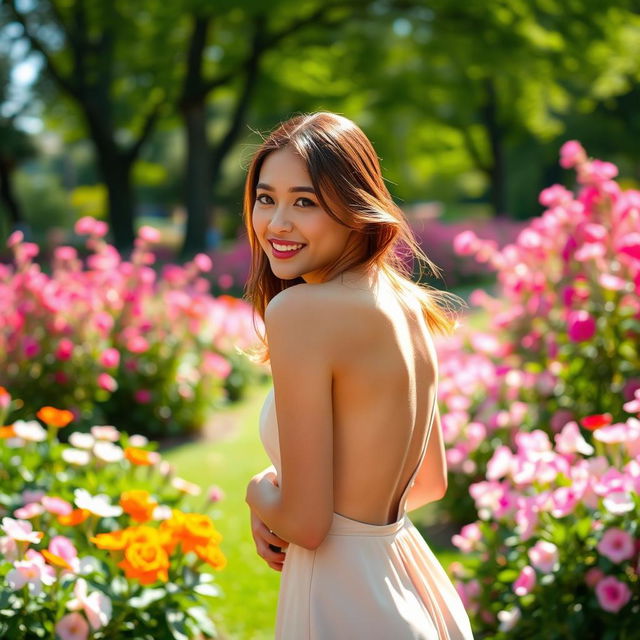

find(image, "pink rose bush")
[0,394,225,638]
[442,143,640,636]
[0,220,265,438]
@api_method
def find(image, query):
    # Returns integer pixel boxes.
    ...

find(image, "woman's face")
[252,147,355,284]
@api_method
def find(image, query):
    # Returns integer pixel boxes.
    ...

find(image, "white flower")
[603,491,635,515]
[62,448,91,466]
[12,420,46,442]
[171,476,201,496]
[69,432,95,450]
[128,434,149,447]
[7,553,55,596]
[93,441,124,464]
[67,578,112,630]
[152,505,173,521]
[73,489,122,518]
[497,607,521,632]
[90,425,120,442]
[1,517,44,544]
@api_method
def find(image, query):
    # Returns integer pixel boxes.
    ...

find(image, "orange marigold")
[124,447,160,466]
[58,508,90,526]
[179,513,223,553]
[194,541,227,571]
[119,490,158,523]
[41,549,72,570]
[118,541,170,585]
[36,406,74,428]
[90,529,130,551]
[0,425,15,438]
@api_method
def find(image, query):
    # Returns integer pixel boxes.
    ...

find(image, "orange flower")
[124,447,160,466]
[90,529,130,551]
[41,549,72,570]
[118,541,170,585]
[36,406,74,428]
[0,425,15,438]
[581,413,613,431]
[194,541,227,570]
[58,508,90,526]
[179,513,223,553]
[119,490,158,523]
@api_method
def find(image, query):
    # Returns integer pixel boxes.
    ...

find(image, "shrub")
[435,141,640,525]
[0,219,265,438]
[0,390,226,639]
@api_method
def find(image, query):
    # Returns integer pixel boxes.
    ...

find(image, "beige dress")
[259,387,474,640]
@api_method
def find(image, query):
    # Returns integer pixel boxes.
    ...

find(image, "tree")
[4,0,179,251]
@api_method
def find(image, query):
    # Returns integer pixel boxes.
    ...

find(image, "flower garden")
[1,141,639,637]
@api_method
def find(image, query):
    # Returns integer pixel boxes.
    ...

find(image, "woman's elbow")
[295,515,332,550]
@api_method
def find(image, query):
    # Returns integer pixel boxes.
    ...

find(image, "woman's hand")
[249,508,289,572]
[247,466,289,571]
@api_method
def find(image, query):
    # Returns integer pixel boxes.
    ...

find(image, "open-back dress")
[258,386,474,639]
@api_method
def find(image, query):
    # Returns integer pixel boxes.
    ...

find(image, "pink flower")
[207,485,225,502]
[486,446,514,481]
[97,373,117,392]
[203,352,232,379]
[585,567,605,587]
[7,556,55,595]
[7,229,24,247]
[90,425,120,442]
[453,230,479,256]
[597,528,635,564]
[567,310,596,342]
[55,338,75,361]
[14,502,44,519]
[49,535,78,565]
[595,576,631,613]
[22,490,45,504]
[528,540,559,573]
[134,389,152,404]
[99,348,120,369]
[578,159,619,185]
[452,523,483,553]
[54,246,78,262]
[126,335,149,354]
[539,184,573,208]
[1,518,44,544]
[218,273,234,290]
[554,421,594,456]
[75,216,101,236]
[513,565,536,596]
[559,140,586,169]
[194,253,213,272]
[42,496,73,516]
[137,225,161,243]
[55,612,89,640]
[616,232,640,261]
[23,336,40,358]
[67,578,112,630]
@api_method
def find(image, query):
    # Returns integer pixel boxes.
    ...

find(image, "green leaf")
[129,588,166,608]
[497,569,520,582]
[166,610,189,640]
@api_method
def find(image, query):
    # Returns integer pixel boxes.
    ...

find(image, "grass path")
[163,380,462,639]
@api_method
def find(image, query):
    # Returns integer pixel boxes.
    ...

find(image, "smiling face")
[251,146,357,284]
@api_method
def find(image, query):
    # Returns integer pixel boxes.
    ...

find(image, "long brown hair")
[242,112,464,363]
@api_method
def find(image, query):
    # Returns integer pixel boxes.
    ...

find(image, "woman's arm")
[245,287,335,550]
[405,402,448,512]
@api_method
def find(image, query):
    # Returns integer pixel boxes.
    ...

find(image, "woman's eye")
[256,194,273,205]
[295,197,317,208]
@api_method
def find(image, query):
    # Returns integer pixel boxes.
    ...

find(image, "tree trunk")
[482,77,508,217]
[180,101,212,259]
[95,146,136,253]
[0,159,23,226]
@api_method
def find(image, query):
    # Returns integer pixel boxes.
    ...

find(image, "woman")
[244,112,473,639]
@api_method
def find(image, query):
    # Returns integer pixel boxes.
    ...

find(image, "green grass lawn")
[163,380,463,639]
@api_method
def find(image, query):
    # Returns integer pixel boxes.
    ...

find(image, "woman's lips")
[269,241,305,259]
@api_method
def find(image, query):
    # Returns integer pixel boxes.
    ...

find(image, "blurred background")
[1,0,639,297]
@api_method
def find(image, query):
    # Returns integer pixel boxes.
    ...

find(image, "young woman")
[244,112,473,639]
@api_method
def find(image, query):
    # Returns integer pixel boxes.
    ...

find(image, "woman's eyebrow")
[256,182,316,194]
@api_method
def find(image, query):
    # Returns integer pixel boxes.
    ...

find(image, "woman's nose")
[267,206,293,233]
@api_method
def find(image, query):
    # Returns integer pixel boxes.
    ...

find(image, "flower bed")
[0,219,265,438]
[0,391,225,638]
[440,144,640,635]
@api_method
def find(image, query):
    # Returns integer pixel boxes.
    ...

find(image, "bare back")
[312,274,439,526]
